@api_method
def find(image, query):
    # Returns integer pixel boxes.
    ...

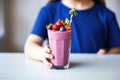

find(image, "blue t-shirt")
[31,1,120,53]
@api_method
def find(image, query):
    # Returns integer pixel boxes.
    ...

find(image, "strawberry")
[52,24,59,30]
[56,19,64,27]
[65,25,71,31]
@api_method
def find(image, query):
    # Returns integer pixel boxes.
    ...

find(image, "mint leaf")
[65,18,69,25]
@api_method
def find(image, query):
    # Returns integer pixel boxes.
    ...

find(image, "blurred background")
[0,0,120,52]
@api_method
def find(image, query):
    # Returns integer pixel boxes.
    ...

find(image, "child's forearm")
[108,46,120,54]
[24,42,44,61]
[97,46,120,55]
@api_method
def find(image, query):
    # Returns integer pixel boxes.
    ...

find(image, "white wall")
[4,0,46,52]
[0,0,5,51]
[106,0,120,26]
[0,0,4,38]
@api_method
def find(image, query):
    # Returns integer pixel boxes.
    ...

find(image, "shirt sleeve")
[108,13,120,48]
[31,7,49,40]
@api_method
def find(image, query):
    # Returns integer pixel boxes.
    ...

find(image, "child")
[24,0,120,69]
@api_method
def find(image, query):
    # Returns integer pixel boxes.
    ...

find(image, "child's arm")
[108,46,120,54]
[97,46,120,55]
[24,34,53,69]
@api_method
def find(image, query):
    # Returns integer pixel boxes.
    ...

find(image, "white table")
[0,53,120,80]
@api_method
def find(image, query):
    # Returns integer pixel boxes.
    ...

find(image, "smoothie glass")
[48,30,71,69]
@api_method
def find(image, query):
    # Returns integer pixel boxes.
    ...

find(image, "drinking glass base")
[52,63,69,70]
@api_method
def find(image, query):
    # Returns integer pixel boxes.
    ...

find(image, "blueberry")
[59,27,65,32]
[47,25,52,29]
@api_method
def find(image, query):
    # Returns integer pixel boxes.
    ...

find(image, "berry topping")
[52,24,59,30]
[59,27,66,32]
[47,24,52,30]
[65,25,71,31]
[56,19,64,27]
[46,8,76,32]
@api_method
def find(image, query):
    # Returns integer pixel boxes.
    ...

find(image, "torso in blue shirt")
[31,1,120,53]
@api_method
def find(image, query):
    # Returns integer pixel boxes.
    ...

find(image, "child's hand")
[97,49,107,55]
[42,45,53,69]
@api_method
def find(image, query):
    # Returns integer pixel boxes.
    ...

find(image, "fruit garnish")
[65,18,69,25]
[47,24,52,30]
[65,25,71,31]
[69,8,77,16]
[52,24,59,30]
[69,8,77,26]
[59,26,66,32]
[56,19,64,27]
[46,8,76,32]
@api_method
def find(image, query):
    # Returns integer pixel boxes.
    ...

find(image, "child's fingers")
[43,52,53,59]
[42,58,53,69]
[97,49,107,55]
[44,45,51,53]
[42,45,53,69]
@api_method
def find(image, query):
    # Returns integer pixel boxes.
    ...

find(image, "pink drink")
[48,30,71,69]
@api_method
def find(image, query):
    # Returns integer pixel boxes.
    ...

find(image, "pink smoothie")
[48,30,71,67]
